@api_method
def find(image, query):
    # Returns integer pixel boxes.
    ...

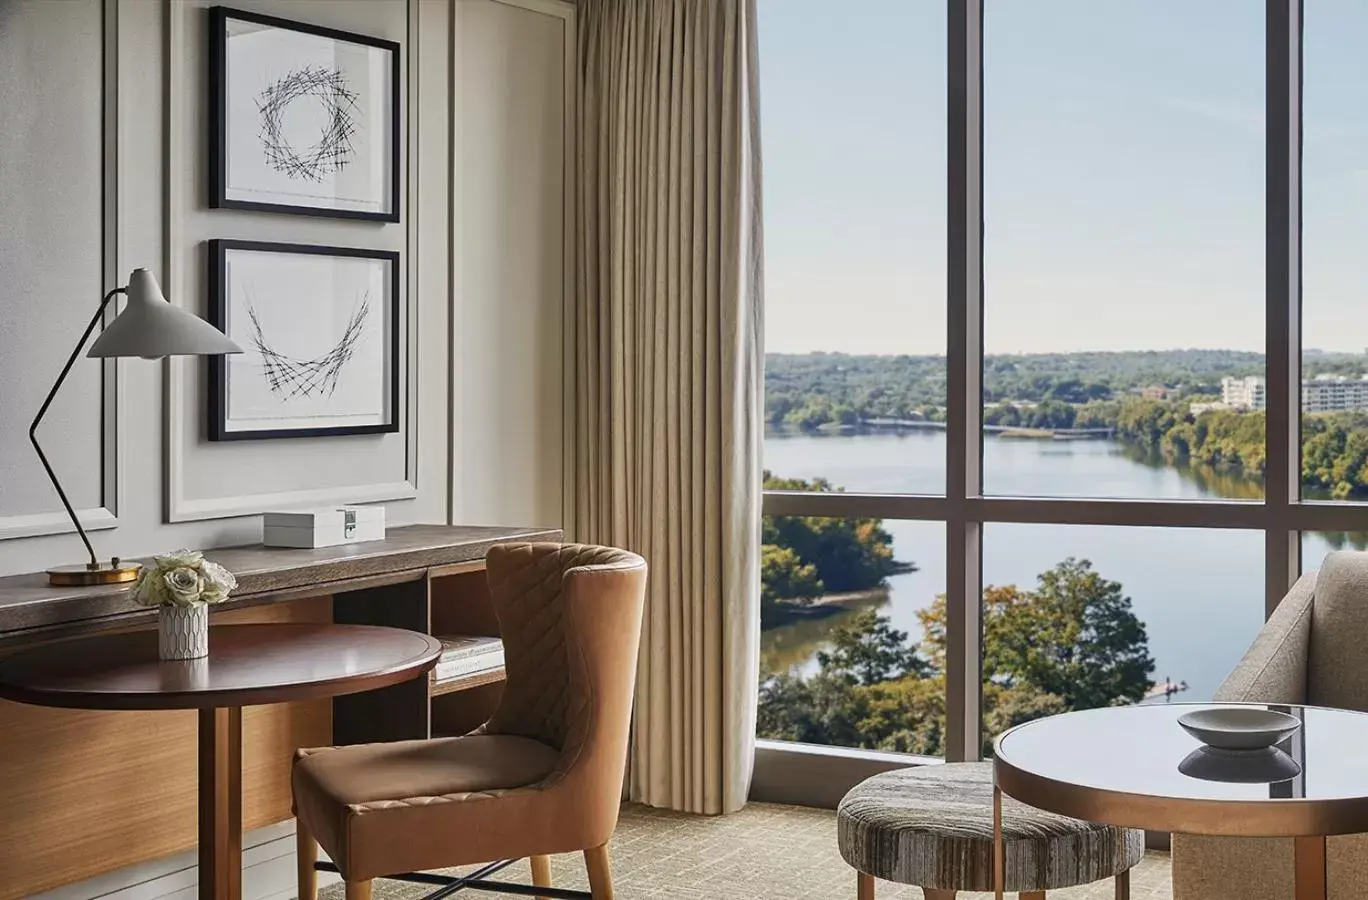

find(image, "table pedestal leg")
[199,707,243,900]
[993,785,1004,900]
[1294,836,1327,900]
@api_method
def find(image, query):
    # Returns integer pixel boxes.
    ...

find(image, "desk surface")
[0,623,442,710]
[0,524,560,639]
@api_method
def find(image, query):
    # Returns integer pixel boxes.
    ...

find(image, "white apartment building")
[1303,373,1368,412]
[1219,374,1368,412]
[1220,375,1266,410]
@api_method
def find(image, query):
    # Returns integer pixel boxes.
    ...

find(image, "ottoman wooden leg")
[1115,869,1130,900]
[856,872,875,900]
[1020,893,1045,900]
[923,890,957,900]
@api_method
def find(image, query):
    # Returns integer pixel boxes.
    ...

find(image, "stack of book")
[432,635,504,684]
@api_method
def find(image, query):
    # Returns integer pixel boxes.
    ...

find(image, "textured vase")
[158,604,209,660]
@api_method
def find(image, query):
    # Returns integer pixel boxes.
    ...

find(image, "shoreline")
[764,586,892,628]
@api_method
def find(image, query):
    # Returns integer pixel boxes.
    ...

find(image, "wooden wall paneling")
[0,597,332,900]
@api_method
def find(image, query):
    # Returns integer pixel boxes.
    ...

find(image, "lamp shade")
[87,268,241,359]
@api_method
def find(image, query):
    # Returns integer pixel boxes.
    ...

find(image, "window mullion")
[1265,0,1303,613]
[946,0,985,763]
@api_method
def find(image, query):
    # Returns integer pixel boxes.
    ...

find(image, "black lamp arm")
[29,286,127,569]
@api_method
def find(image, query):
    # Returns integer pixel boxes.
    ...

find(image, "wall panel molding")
[449,0,575,527]
[0,0,122,542]
[163,0,419,523]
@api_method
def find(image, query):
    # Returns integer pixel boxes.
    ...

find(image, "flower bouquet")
[132,550,238,659]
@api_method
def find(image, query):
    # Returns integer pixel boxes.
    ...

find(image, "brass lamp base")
[46,560,141,586]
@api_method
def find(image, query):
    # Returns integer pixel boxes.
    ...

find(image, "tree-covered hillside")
[765,349,1368,429]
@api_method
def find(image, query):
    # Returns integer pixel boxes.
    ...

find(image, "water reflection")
[1178,746,1301,784]
[1115,443,1267,501]
[760,590,890,677]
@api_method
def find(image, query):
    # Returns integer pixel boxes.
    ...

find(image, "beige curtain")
[569,0,763,815]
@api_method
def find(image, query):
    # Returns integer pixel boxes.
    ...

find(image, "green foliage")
[985,559,1153,709]
[1302,413,1368,499]
[757,559,1154,756]
[765,349,1278,429]
[816,609,928,686]
[760,545,822,608]
[759,472,903,627]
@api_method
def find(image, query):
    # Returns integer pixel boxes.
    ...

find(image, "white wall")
[0,0,572,579]
[451,0,574,528]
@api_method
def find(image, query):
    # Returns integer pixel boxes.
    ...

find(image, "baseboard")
[30,820,339,900]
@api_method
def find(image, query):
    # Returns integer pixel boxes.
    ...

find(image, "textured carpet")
[319,802,1172,899]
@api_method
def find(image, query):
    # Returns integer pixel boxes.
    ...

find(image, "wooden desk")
[0,524,560,900]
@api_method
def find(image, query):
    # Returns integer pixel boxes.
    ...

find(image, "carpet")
[320,802,1172,899]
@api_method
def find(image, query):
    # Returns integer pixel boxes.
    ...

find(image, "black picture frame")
[207,239,402,441]
[208,6,401,222]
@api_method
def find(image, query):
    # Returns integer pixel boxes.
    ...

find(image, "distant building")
[1218,374,1368,413]
[1141,385,1168,400]
[1303,373,1368,412]
[1221,376,1266,410]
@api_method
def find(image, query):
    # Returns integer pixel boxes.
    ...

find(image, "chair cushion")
[836,762,1144,892]
[293,734,559,876]
[296,734,559,807]
[1309,551,1368,710]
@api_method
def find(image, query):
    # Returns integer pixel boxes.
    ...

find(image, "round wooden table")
[0,623,442,900]
[991,703,1368,900]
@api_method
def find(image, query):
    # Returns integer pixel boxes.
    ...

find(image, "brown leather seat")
[293,543,648,900]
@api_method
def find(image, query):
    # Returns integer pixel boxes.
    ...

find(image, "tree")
[759,556,1155,755]
[761,472,901,595]
[816,609,928,685]
[921,559,1154,710]
[760,545,822,625]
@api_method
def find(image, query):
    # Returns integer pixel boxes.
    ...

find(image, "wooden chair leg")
[296,822,317,900]
[531,854,553,900]
[922,889,956,900]
[1115,869,1130,900]
[583,843,614,900]
[857,872,875,900]
[344,880,372,900]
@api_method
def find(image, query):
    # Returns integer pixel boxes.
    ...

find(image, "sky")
[758,0,1368,356]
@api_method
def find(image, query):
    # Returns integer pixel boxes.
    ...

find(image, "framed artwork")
[208,7,400,222]
[207,240,400,441]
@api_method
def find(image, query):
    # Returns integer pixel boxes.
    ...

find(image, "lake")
[761,429,1358,702]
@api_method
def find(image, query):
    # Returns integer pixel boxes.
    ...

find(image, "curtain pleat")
[570,0,762,815]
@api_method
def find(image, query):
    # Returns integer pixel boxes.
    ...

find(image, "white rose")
[132,566,166,608]
[163,567,204,607]
[198,561,237,604]
[154,549,204,570]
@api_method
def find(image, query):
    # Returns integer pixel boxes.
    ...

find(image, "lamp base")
[47,561,141,586]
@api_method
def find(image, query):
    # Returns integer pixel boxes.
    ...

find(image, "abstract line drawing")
[256,65,360,182]
[245,289,370,399]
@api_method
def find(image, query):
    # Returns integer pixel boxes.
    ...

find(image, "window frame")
[756,0,1320,790]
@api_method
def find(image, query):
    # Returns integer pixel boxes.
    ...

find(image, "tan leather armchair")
[1171,551,1368,900]
[292,543,648,900]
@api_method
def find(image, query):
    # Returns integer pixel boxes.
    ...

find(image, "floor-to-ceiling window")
[756,0,1355,773]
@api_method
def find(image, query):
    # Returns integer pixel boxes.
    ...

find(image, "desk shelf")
[429,666,506,697]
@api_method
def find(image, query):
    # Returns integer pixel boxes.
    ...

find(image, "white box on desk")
[262,506,386,548]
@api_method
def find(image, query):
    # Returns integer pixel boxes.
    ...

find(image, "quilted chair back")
[481,542,647,782]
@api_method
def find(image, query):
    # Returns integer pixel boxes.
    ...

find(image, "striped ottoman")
[837,762,1143,900]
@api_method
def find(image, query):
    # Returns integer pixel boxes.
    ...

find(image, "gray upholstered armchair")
[1171,551,1368,900]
